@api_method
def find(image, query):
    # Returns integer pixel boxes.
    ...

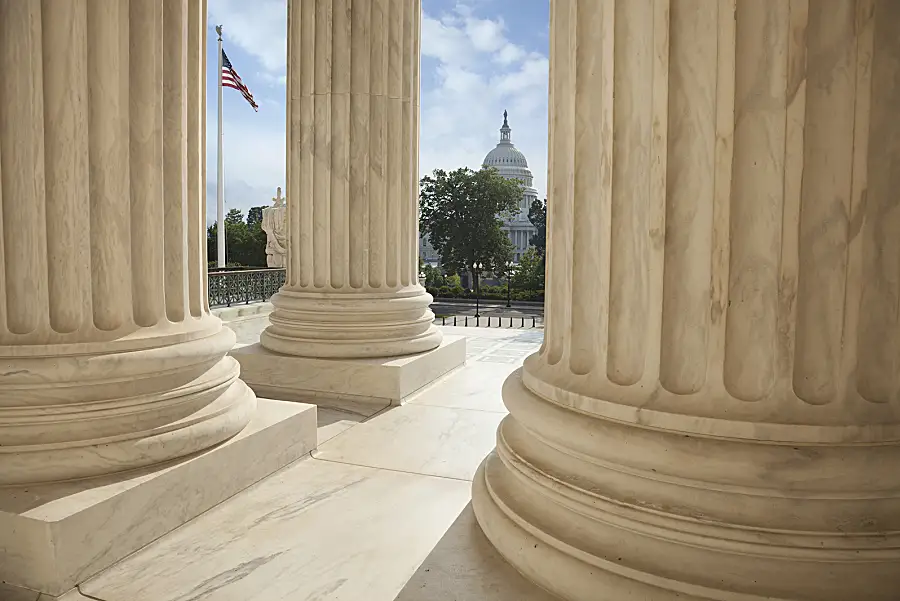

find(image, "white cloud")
[464,17,506,52]
[205,104,286,224]
[208,0,287,76]
[419,3,549,197]
[205,0,550,226]
[257,72,288,88]
[493,43,526,66]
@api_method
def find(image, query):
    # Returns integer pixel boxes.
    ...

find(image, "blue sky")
[205,0,549,224]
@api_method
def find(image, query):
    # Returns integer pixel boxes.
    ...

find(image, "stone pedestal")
[263,187,287,268]
[0,2,316,595]
[472,1,900,600]
[238,0,464,397]
[234,335,466,406]
[0,399,316,598]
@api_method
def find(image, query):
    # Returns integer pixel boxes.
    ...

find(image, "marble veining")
[81,460,471,601]
[71,328,549,601]
[0,400,316,596]
[314,403,505,481]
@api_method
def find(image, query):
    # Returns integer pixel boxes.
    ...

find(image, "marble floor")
[57,326,557,601]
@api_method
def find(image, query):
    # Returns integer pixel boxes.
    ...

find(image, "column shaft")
[473,1,900,599]
[0,0,255,486]
[265,0,439,358]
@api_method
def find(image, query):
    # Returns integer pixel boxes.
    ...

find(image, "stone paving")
[67,326,555,601]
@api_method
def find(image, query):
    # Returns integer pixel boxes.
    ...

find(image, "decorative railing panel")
[207,268,286,308]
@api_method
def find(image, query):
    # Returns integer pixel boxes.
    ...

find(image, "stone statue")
[262,187,287,268]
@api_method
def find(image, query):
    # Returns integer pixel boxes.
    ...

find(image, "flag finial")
[215,24,223,40]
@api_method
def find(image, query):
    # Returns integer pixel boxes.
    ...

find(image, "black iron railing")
[208,268,285,308]
[436,315,542,328]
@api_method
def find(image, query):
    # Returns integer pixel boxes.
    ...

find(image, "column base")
[0,321,258,486]
[261,288,443,358]
[233,335,466,406]
[0,399,317,597]
[472,370,900,601]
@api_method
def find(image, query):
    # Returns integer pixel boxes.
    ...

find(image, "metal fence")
[208,268,285,308]
[436,315,541,329]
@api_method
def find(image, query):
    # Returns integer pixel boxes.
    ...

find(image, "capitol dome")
[482,111,539,263]
[482,111,534,185]
[420,111,541,266]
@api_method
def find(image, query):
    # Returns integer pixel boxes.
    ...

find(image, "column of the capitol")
[235,0,465,405]
[0,1,315,597]
[473,1,900,600]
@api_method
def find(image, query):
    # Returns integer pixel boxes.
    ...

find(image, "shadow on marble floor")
[393,502,560,601]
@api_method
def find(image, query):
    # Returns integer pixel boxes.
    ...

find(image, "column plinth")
[472,1,900,599]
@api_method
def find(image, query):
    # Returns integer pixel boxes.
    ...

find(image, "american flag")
[222,50,258,112]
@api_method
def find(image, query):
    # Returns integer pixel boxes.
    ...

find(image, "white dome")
[483,144,529,168]
[481,111,534,185]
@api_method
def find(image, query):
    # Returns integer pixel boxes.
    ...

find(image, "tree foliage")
[512,247,544,291]
[528,197,547,257]
[207,207,268,268]
[225,208,245,227]
[419,167,521,275]
[247,206,264,230]
[422,263,444,288]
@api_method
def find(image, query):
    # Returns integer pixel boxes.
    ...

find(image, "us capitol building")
[419,111,539,266]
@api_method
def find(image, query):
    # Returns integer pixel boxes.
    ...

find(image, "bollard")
[465,316,468,327]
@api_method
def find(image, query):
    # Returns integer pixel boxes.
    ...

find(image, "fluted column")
[473,1,900,599]
[263,0,440,359]
[0,0,255,486]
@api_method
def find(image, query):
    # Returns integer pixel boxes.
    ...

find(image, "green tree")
[206,223,218,267]
[223,209,250,266]
[512,247,544,291]
[419,167,520,276]
[247,206,264,230]
[206,207,268,267]
[422,263,443,288]
[244,206,268,267]
[528,197,547,258]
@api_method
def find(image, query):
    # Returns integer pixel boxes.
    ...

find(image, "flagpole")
[216,25,226,267]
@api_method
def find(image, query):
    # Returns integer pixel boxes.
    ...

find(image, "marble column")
[472,1,900,599]
[0,0,256,486]
[262,0,441,359]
